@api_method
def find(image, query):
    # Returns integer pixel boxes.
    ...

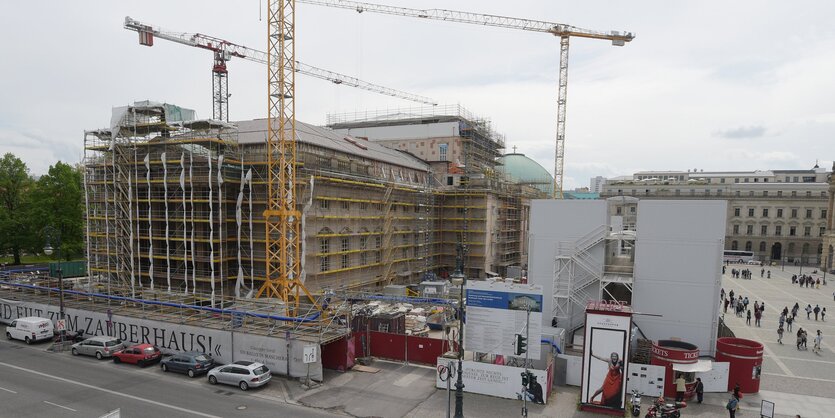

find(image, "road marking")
[0,386,17,394]
[763,372,835,384]
[763,354,835,365]
[0,362,221,418]
[44,400,77,412]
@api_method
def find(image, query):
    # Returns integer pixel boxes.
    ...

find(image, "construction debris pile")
[350,301,453,336]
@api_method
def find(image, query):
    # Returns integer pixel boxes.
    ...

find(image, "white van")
[5,317,54,344]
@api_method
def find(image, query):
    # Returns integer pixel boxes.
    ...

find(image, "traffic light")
[521,371,529,386]
[513,333,528,355]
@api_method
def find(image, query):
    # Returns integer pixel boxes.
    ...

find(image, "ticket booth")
[716,337,763,393]
[651,339,711,399]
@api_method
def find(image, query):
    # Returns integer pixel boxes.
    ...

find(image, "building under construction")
[83,102,542,301]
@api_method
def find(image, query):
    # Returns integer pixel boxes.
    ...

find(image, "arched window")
[731,241,738,250]
[745,241,753,251]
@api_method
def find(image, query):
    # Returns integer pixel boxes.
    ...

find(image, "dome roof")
[498,153,554,195]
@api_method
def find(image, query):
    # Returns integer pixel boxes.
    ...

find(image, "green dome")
[498,153,554,195]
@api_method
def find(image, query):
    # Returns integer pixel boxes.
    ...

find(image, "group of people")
[720,289,767,327]
[729,268,753,279]
[793,273,823,288]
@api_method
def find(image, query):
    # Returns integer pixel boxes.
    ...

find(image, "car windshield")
[194,355,210,362]
[105,341,120,347]
[253,366,269,375]
[143,347,157,353]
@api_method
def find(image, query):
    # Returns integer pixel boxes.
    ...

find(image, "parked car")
[160,352,215,378]
[71,336,126,359]
[112,344,162,367]
[207,361,271,391]
[6,317,54,344]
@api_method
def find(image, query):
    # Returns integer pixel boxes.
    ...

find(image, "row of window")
[612,189,826,198]
[319,246,418,272]
[733,207,827,219]
[320,233,424,254]
[730,240,823,254]
[731,224,825,237]
[318,199,424,212]
[633,175,818,184]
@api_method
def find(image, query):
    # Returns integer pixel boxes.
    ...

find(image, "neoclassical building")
[823,163,835,272]
[601,166,831,265]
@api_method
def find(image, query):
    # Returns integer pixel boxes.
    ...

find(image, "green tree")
[0,153,34,265]
[30,162,84,261]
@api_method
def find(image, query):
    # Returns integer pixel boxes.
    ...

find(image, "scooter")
[644,396,686,418]
[630,389,642,417]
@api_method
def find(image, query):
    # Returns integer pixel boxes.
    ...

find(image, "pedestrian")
[724,298,730,313]
[767,270,771,278]
[797,328,804,349]
[754,301,760,313]
[755,309,762,327]
[817,278,821,289]
[729,290,735,300]
[813,330,822,354]
[802,329,808,349]
[822,308,826,322]
[778,324,784,344]
[675,374,686,402]
[761,301,766,312]
[761,268,765,277]
[695,377,704,404]
[721,287,725,301]
[726,396,738,418]
[806,304,813,320]
[814,305,821,321]
[747,309,752,325]
[783,306,789,317]
[787,315,794,332]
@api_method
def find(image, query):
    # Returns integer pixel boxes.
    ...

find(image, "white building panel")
[632,200,726,357]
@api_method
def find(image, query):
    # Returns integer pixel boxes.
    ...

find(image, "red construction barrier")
[321,335,356,372]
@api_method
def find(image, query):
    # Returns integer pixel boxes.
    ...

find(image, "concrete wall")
[528,200,607,330]
[631,200,726,357]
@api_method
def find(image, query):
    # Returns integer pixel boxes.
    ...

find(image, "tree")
[0,153,34,265]
[30,162,84,261]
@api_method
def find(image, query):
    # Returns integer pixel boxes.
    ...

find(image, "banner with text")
[435,357,549,402]
[465,281,543,358]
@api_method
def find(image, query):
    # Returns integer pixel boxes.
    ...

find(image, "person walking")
[755,308,762,327]
[675,374,686,402]
[695,377,704,404]
[726,396,738,418]
[806,304,813,320]
[797,328,804,350]
[724,298,730,313]
[747,309,752,326]
[778,324,784,344]
[813,330,822,354]
[761,268,765,278]
[787,315,794,332]
[817,278,821,289]
[767,270,771,278]
[802,329,808,349]
[814,305,821,321]
[822,308,826,322]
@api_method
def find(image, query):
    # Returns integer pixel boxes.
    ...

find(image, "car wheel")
[5,332,10,340]
[139,360,147,368]
[25,337,31,345]
[113,356,121,364]
[96,352,103,360]
[208,375,217,385]
[187,369,195,378]
[71,348,78,356]
[161,364,168,372]
[239,381,249,391]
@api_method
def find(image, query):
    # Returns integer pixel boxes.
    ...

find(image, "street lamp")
[42,226,65,347]
[450,243,467,418]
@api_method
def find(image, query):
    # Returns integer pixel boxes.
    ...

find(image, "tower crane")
[260,0,317,312]
[124,16,437,122]
[297,0,634,198]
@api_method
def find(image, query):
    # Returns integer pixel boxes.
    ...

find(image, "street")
[0,338,341,418]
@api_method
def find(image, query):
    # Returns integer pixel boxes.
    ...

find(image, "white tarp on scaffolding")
[145,153,153,290]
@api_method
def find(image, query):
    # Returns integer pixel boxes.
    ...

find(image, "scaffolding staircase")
[380,184,396,285]
[552,224,607,327]
[112,141,136,293]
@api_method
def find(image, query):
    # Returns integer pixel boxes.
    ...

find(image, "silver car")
[71,336,125,360]
[207,361,271,391]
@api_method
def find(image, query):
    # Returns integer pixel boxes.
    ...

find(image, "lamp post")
[42,226,64,346]
[451,243,467,418]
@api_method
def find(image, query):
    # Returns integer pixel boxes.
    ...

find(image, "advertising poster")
[580,310,632,412]
[435,358,549,402]
[465,281,543,358]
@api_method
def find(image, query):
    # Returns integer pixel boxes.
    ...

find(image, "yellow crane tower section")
[260,0,318,313]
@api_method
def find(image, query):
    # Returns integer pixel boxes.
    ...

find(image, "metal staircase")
[552,225,607,327]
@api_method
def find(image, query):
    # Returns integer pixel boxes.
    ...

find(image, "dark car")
[112,343,162,367]
[160,352,215,378]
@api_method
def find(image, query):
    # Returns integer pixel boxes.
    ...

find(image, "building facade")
[823,163,835,272]
[601,168,831,265]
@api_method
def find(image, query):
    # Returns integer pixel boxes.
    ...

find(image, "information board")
[465,281,543,358]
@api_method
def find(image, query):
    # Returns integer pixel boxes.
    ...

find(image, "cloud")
[712,125,767,139]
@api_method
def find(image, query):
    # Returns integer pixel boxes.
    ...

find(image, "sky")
[1,1,833,189]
